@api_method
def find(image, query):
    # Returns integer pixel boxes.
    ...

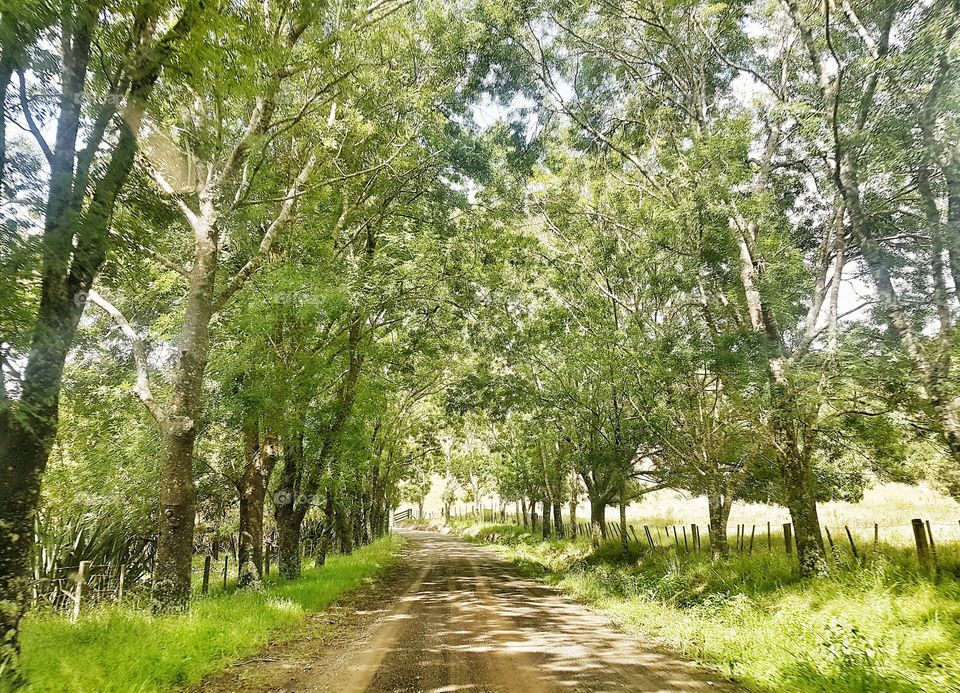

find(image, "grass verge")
[467,524,960,693]
[12,535,404,693]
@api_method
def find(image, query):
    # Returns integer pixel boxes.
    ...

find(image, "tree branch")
[87,289,164,423]
[215,152,317,311]
[107,228,189,279]
[17,70,53,163]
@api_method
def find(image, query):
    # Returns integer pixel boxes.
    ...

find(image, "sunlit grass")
[11,535,404,693]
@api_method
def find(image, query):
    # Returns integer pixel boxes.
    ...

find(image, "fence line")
[475,514,960,575]
[29,526,337,617]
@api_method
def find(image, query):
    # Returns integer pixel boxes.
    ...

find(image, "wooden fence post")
[925,520,939,572]
[223,555,229,589]
[202,555,212,594]
[643,525,655,550]
[682,525,689,552]
[912,518,934,576]
[118,563,126,602]
[825,526,835,551]
[767,522,772,551]
[874,523,879,548]
[72,561,90,621]
[845,526,859,561]
[692,524,700,553]
[783,523,793,555]
[748,525,756,554]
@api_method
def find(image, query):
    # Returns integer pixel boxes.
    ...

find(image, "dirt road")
[205,530,741,692]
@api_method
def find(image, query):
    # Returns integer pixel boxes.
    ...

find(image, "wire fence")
[473,513,960,577]
[30,561,140,617]
[29,517,373,618]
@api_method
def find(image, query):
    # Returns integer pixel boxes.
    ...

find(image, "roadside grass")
[11,535,404,693]
[467,524,960,692]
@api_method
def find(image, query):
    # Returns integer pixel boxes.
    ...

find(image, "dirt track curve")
[201,530,742,692]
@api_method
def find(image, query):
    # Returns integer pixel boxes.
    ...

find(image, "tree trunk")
[707,489,733,559]
[152,227,218,611]
[589,495,607,538]
[337,503,353,555]
[273,429,307,579]
[766,365,828,576]
[568,470,578,537]
[0,422,50,685]
[552,502,564,539]
[152,429,198,608]
[520,497,528,529]
[618,490,629,554]
[0,15,181,666]
[275,504,304,579]
[236,422,277,589]
[779,448,827,576]
[237,495,259,587]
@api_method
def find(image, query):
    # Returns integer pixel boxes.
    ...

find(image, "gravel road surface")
[201,530,742,692]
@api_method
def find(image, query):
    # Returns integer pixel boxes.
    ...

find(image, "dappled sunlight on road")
[202,531,741,692]
[341,531,738,692]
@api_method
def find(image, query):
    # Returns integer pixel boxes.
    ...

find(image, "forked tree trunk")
[520,497,528,528]
[589,496,607,538]
[0,6,193,669]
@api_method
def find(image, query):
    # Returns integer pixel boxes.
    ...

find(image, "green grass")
[12,535,404,693]
[468,524,960,692]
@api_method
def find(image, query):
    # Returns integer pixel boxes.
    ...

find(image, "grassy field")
[459,483,960,693]
[9,535,404,693]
